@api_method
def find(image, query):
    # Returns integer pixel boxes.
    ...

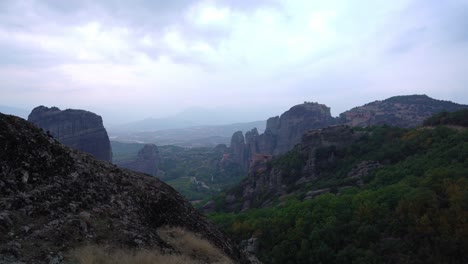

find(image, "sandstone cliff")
[0,113,250,263]
[118,144,160,176]
[28,106,112,162]
[340,94,468,128]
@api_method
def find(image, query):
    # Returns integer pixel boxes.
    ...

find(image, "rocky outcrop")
[0,113,250,263]
[230,131,248,170]
[118,144,160,176]
[222,125,361,212]
[340,94,468,128]
[256,102,336,155]
[225,102,336,170]
[28,106,112,162]
[225,96,467,170]
[346,160,383,186]
[216,95,467,212]
[299,125,361,181]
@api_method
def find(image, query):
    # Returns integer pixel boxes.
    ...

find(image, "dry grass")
[158,226,233,264]
[69,226,233,264]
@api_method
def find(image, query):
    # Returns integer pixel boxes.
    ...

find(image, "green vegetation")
[158,145,245,201]
[423,109,468,127]
[209,112,468,263]
[111,142,246,201]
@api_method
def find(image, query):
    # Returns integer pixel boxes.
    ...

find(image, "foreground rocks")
[0,113,250,263]
[28,106,112,162]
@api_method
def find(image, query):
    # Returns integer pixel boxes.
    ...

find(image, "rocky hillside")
[28,106,112,162]
[220,125,362,212]
[117,144,160,176]
[340,94,467,127]
[0,113,250,263]
[225,95,466,170]
[210,114,468,263]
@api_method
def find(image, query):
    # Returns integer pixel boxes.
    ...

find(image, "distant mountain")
[0,105,29,119]
[111,107,271,133]
[109,120,266,147]
[340,94,468,127]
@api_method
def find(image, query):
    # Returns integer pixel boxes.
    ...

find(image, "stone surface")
[28,106,112,162]
[0,113,250,263]
[118,144,160,176]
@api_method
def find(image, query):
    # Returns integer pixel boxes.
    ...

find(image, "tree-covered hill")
[209,110,468,263]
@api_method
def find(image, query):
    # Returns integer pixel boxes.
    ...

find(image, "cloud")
[0,0,467,124]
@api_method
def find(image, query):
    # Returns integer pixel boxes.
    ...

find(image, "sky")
[1,0,467,125]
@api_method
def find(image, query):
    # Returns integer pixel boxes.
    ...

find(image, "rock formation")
[340,94,468,128]
[118,144,160,176]
[299,125,361,181]
[224,102,336,170]
[222,125,361,212]
[28,106,112,162]
[258,102,336,155]
[225,95,467,170]
[230,131,248,170]
[0,113,250,263]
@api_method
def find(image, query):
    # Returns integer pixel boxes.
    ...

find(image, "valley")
[2,2,468,263]
[2,95,467,263]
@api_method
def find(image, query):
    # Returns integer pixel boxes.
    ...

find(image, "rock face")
[340,94,468,128]
[225,102,336,170]
[119,144,160,176]
[230,131,248,170]
[0,113,250,263]
[223,125,359,212]
[28,106,112,162]
[299,125,361,181]
[258,102,336,155]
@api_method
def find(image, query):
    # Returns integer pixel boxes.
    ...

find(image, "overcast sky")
[1,0,467,124]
